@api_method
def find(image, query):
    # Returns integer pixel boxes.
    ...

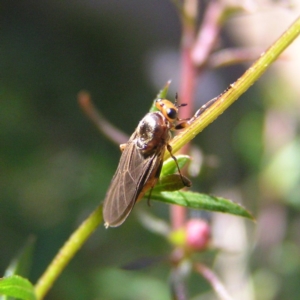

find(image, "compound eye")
[155,98,179,122]
[166,107,177,120]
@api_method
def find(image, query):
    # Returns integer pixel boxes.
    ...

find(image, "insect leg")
[193,97,218,119]
[175,97,218,130]
[166,144,192,187]
[174,120,190,130]
[147,188,153,206]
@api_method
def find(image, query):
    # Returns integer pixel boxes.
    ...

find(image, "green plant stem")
[34,205,103,300]
[166,16,300,159]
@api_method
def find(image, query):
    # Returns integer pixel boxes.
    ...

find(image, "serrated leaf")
[151,191,254,220]
[161,155,191,177]
[0,276,36,300]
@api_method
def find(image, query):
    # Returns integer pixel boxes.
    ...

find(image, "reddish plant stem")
[172,0,226,230]
[195,263,233,300]
[78,91,128,145]
[191,0,224,66]
[172,18,197,230]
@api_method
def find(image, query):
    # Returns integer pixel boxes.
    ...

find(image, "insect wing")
[103,132,164,227]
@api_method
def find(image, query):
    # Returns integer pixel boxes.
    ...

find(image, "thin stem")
[34,205,103,299]
[172,0,197,230]
[166,16,300,159]
[171,0,230,229]
[207,47,263,69]
[191,0,224,66]
[78,91,128,145]
[195,263,233,300]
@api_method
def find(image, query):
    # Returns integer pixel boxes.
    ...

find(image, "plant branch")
[78,91,128,145]
[170,0,199,231]
[166,16,300,159]
[195,263,233,300]
[34,205,103,300]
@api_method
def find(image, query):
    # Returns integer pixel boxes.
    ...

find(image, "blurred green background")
[1,1,300,299]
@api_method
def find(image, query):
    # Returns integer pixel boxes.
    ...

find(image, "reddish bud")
[185,219,210,251]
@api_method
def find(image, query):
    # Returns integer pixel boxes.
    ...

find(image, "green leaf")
[152,174,192,193]
[0,276,36,300]
[4,237,36,278]
[161,155,191,177]
[149,80,171,112]
[151,191,254,220]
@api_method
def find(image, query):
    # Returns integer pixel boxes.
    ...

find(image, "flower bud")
[185,219,210,251]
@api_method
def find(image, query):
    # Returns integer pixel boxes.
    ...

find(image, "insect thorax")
[135,112,170,156]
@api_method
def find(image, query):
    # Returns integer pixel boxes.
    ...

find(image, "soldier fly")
[103,97,217,228]
[103,98,191,228]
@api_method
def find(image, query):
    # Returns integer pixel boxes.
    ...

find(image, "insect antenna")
[174,92,187,109]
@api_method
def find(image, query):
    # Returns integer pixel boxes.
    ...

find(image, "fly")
[103,98,190,227]
[103,96,217,228]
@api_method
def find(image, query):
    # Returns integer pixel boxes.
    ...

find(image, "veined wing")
[103,133,165,228]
